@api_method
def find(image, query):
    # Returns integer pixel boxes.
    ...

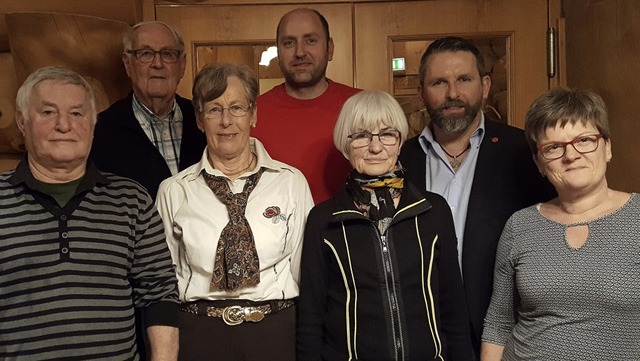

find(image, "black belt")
[180,299,295,326]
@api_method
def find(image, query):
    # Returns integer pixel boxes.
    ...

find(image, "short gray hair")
[192,63,258,114]
[16,66,96,124]
[524,87,610,155]
[333,91,409,158]
[123,21,185,52]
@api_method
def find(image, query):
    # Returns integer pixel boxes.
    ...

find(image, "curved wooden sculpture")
[1,12,131,155]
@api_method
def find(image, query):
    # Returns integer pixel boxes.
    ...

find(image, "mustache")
[437,100,468,110]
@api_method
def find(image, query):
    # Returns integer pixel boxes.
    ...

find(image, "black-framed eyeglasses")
[201,104,252,120]
[126,49,182,63]
[348,129,401,148]
[537,133,603,160]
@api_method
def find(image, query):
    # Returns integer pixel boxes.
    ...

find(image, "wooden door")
[354,0,563,130]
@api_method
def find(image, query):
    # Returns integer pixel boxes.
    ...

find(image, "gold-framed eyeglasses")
[126,49,182,63]
[537,133,603,160]
[348,129,401,148]
[201,104,252,120]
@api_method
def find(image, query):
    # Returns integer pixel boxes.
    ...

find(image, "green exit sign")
[392,57,405,71]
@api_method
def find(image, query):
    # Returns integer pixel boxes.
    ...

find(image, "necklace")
[441,143,471,171]
[223,153,256,178]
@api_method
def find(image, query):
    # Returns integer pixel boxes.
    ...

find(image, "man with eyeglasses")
[91,21,206,200]
[399,36,556,359]
[89,21,206,360]
[252,8,360,203]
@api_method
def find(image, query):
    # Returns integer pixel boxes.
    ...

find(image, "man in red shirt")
[253,8,360,203]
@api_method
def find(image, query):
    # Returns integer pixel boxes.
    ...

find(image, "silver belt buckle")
[222,306,244,326]
[244,307,265,323]
[221,305,265,325]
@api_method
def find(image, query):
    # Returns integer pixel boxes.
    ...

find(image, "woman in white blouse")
[156,63,313,361]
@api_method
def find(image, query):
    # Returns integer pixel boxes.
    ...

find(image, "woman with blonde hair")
[298,91,473,361]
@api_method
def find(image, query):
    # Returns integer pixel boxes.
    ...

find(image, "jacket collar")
[329,181,432,225]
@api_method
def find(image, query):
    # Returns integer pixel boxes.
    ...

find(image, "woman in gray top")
[481,88,640,360]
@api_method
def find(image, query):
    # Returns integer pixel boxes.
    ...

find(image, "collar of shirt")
[9,156,110,196]
[132,93,179,122]
[132,94,183,175]
[417,113,486,271]
[183,137,295,183]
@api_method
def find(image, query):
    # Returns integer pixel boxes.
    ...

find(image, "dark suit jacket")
[90,93,207,199]
[399,118,556,356]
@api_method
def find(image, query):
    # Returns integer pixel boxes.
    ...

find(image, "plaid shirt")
[132,95,183,175]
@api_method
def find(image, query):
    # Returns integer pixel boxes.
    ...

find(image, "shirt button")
[61,247,69,254]
[60,215,67,221]
[61,232,68,238]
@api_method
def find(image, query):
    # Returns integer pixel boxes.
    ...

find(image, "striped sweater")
[0,160,179,360]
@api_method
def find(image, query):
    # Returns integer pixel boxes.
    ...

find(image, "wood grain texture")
[564,0,640,192]
[155,3,355,98]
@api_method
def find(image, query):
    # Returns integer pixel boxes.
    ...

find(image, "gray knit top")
[482,193,640,360]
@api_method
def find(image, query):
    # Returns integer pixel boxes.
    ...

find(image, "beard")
[427,98,483,135]
[280,58,329,90]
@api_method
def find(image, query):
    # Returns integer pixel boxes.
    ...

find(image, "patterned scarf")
[202,168,264,291]
[346,165,404,235]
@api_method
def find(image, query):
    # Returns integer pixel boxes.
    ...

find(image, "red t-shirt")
[253,79,360,203]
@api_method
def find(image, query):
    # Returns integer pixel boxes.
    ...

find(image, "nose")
[55,113,71,132]
[446,82,459,99]
[563,143,581,161]
[150,52,164,68]
[220,109,233,127]
[367,136,384,153]
[295,42,306,58]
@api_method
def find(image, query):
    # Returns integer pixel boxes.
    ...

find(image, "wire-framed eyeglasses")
[348,129,401,148]
[126,49,182,63]
[537,133,604,160]
[201,104,252,120]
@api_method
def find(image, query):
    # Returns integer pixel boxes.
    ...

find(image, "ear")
[196,114,205,133]
[532,154,546,176]
[327,38,335,62]
[249,104,258,128]
[122,52,133,78]
[250,105,257,128]
[605,138,612,162]
[481,75,491,100]
[178,53,187,80]
[417,84,425,104]
[16,111,27,136]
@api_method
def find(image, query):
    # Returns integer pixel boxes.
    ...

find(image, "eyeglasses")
[537,133,604,160]
[201,104,252,120]
[348,129,401,148]
[126,49,182,63]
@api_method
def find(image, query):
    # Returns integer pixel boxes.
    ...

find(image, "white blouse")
[156,138,314,302]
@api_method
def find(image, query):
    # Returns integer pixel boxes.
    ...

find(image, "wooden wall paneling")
[0,53,20,154]
[0,0,141,52]
[564,0,640,192]
[548,0,565,88]
[154,0,388,4]
[354,0,552,129]
[141,0,156,21]
[155,3,355,98]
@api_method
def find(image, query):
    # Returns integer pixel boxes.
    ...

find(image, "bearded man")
[398,36,555,360]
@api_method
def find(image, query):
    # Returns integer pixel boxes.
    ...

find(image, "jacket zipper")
[379,233,405,360]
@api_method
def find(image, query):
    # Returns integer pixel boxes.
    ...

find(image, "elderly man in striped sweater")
[0,66,179,361]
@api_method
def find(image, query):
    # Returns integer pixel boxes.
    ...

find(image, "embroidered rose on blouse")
[263,206,287,224]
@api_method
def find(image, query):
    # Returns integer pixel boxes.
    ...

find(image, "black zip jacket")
[297,181,474,361]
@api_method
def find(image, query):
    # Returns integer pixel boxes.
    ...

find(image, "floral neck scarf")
[346,165,404,235]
